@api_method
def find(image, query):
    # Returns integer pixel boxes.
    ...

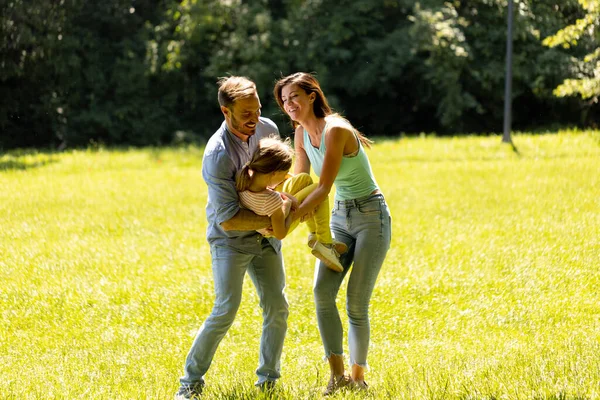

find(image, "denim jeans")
[313,193,391,368]
[180,239,289,387]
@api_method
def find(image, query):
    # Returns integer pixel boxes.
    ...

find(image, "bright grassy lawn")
[1,130,599,399]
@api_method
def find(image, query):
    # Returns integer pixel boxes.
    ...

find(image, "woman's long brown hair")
[274,72,373,148]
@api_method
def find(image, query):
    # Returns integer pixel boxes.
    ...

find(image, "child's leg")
[281,173,333,244]
[311,194,333,244]
[281,173,319,236]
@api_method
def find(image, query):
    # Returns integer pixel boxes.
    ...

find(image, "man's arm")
[203,150,271,232]
[221,208,271,231]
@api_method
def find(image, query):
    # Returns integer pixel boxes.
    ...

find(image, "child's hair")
[236,136,294,192]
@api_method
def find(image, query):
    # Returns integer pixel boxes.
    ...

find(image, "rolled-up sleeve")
[202,150,239,225]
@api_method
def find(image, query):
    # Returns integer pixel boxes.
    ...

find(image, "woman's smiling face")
[280,84,315,122]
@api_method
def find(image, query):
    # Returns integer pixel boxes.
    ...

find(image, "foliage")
[0,0,597,148]
[543,0,600,102]
[1,0,177,148]
[0,0,72,148]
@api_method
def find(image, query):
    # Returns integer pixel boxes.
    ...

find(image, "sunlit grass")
[1,130,599,399]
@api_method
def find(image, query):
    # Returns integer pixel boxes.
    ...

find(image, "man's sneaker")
[307,233,348,255]
[256,380,276,392]
[310,241,344,272]
[323,374,352,396]
[174,383,204,399]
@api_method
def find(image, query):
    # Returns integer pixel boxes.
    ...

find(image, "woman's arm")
[292,125,352,220]
[293,126,311,175]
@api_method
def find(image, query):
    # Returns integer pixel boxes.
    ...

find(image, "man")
[175,76,289,399]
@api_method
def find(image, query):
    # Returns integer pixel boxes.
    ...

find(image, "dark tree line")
[1,0,597,149]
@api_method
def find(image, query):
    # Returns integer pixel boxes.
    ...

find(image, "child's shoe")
[307,233,348,255]
[309,241,344,272]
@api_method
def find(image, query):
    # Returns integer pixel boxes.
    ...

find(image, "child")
[235,136,347,272]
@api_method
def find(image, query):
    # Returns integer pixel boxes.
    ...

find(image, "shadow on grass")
[205,383,327,400]
[535,395,591,400]
[388,149,600,164]
[505,140,520,156]
[205,383,376,400]
[0,150,59,171]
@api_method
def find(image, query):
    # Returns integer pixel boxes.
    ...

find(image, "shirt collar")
[223,120,254,145]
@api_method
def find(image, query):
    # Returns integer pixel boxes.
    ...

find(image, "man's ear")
[221,105,230,118]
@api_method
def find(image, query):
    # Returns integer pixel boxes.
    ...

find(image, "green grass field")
[1,130,599,399]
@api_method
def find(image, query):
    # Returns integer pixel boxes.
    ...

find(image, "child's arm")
[270,197,293,239]
[279,192,298,211]
[282,197,292,216]
[270,205,290,240]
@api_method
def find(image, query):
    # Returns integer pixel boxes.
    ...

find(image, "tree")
[543,0,600,102]
[1,0,596,149]
[0,0,74,148]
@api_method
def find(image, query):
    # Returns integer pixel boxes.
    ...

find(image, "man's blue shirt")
[202,117,282,255]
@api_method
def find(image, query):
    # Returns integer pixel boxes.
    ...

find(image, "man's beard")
[231,114,257,137]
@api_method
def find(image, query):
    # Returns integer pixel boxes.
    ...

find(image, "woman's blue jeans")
[180,239,289,388]
[313,193,392,368]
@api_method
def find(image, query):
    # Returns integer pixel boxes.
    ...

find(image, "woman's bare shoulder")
[325,115,354,133]
[294,125,305,144]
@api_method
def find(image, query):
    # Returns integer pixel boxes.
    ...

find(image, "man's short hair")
[218,76,257,109]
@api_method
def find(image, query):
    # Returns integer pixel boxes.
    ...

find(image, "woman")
[273,73,392,395]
